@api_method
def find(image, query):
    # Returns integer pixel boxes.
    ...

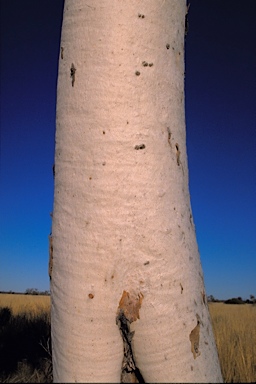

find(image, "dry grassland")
[0,293,50,316]
[209,302,256,383]
[0,294,256,383]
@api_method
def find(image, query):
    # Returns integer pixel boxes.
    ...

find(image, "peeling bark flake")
[118,291,143,322]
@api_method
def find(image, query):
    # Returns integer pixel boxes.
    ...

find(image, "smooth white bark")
[51,1,223,382]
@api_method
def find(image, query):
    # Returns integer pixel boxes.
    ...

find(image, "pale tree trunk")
[51,0,223,382]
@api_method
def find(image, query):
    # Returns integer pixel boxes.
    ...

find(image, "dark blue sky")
[0,1,255,300]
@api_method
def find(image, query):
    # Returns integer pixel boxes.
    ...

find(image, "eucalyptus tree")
[50,0,223,382]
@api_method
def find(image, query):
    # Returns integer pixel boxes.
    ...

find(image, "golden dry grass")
[0,293,50,317]
[209,302,256,383]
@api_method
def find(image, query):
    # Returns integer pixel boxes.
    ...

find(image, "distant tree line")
[0,289,50,296]
[24,288,50,296]
[207,294,256,304]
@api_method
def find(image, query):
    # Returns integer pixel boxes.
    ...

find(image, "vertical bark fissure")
[116,310,145,383]
[70,63,76,87]
[116,290,145,383]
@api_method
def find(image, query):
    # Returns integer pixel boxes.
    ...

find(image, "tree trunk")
[51,0,223,382]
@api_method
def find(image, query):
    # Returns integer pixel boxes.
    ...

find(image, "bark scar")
[167,127,171,146]
[116,291,145,383]
[70,63,76,87]
[134,144,145,150]
[175,143,181,166]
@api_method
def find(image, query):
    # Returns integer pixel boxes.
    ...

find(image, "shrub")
[0,307,12,326]
[224,298,245,304]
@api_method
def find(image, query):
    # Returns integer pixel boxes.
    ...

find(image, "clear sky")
[0,0,255,300]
